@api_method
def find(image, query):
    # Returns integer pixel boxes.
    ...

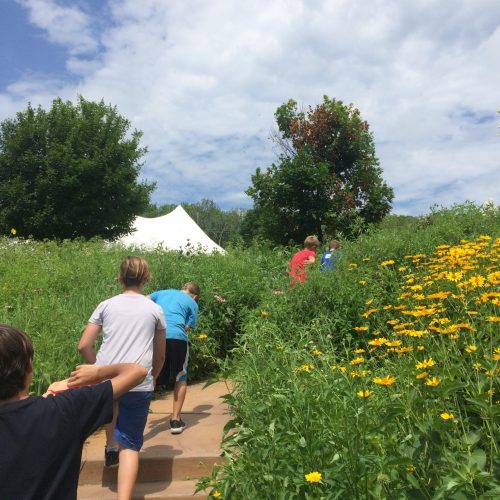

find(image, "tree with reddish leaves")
[245,96,393,245]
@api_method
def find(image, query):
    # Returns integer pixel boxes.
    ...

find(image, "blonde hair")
[119,256,151,287]
[304,235,320,249]
[329,240,340,250]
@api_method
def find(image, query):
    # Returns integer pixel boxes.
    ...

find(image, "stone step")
[78,479,208,499]
[78,380,231,493]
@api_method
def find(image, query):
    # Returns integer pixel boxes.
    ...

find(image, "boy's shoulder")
[151,289,178,300]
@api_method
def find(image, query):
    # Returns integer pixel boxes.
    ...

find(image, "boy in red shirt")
[289,235,320,285]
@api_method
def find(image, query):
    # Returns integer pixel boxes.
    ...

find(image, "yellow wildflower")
[362,308,378,318]
[487,316,500,322]
[487,271,500,285]
[398,267,407,272]
[362,258,371,262]
[212,491,222,498]
[358,280,367,285]
[415,358,436,370]
[354,348,366,354]
[383,305,393,310]
[305,471,322,483]
[440,412,454,420]
[468,275,486,288]
[197,333,208,340]
[416,371,428,379]
[357,390,373,398]
[372,376,396,386]
[425,377,441,387]
[446,271,464,282]
[368,338,388,346]
[353,326,368,332]
[465,345,477,353]
[260,311,269,317]
[10,228,17,235]
[350,357,365,365]
[381,260,395,266]
[395,347,413,354]
[311,349,322,356]
[406,465,416,473]
[365,299,374,305]
[385,340,402,347]
[296,364,314,373]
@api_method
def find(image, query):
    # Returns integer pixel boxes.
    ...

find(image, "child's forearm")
[79,345,96,364]
[67,363,147,399]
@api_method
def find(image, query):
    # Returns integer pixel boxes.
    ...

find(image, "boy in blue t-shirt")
[321,240,341,272]
[149,282,200,434]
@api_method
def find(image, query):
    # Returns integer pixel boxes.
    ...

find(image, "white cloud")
[1,0,499,213]
[17,0,98,55]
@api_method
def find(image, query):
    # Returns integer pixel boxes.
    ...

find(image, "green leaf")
[464,431,481,446]
[469,448,487,471]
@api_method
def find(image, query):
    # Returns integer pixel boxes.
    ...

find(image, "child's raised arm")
[67,363,147,399]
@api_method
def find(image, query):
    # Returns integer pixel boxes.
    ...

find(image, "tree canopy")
[0,96,154,240]
[244,96,394,244]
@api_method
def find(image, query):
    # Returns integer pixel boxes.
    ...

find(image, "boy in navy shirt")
[0,323,147,500]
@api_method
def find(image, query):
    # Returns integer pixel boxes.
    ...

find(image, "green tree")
[245,96,394,244]
[0,96,154,239]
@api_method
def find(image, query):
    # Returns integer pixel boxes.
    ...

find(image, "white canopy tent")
[118,205,225,254]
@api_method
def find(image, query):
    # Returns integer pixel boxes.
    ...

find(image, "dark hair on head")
[0,324,34,400]
[119,256,151,287]
[182,282,201,298]
[329,240,340,250]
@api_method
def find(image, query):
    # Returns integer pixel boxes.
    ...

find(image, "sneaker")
[104,446,119,467]
[170,419,186,434]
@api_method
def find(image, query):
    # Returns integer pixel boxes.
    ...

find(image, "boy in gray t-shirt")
[79,257,166,499]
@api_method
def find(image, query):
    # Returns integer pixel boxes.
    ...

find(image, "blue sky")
[1,0,499,214]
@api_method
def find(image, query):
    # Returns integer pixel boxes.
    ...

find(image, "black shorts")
[156,339,189,387]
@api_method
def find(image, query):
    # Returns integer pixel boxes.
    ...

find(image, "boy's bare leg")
[117,448,139,500]
[105,401,119,447]
[172,381,187,421]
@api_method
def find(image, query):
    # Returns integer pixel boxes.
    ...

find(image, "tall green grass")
[199,203,500,499]
[0,238,288,393]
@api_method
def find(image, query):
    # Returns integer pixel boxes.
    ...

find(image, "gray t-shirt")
[89,294,166,391]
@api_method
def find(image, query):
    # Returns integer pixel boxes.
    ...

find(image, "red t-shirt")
[289,249,316,284]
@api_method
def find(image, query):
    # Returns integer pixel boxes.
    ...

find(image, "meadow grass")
[1,202,498,498]
[0,238,288,393]
[200,203,500,499]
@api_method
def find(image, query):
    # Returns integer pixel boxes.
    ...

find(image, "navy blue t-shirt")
[0,381,113,500]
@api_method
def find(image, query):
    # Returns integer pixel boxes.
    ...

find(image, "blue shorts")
[114,391,152,451]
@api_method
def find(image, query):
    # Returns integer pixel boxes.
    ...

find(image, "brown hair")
[304,235,320,250]
[182,282,201,298]
[119,256,151,287]
[0,324,34,400]
[329,240,340,250]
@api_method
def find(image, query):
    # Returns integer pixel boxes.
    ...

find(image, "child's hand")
[43,379,69,397]
[67,364,100,388]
